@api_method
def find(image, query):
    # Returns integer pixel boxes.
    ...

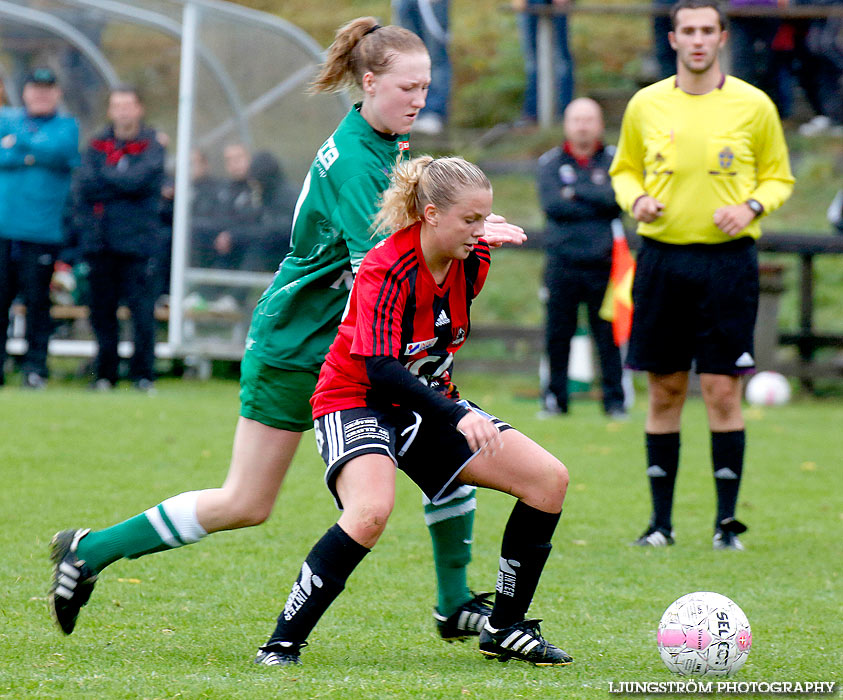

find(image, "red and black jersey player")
[256,156,574,669]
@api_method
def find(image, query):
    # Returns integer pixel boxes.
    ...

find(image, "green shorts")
[239,351,319,432]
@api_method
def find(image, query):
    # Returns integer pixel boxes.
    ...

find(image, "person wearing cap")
[0,67,80,389]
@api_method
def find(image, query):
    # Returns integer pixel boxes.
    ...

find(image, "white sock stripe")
[144,506,179,548]
[55,584,74,599]
[59,561,81,579]
[58,573,78,589]
[160,491,207,544]
[423,497,477,526]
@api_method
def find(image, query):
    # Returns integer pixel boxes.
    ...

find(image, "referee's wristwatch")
[746,198,764,218]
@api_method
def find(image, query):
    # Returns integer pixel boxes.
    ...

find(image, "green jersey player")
[48,16,525,658]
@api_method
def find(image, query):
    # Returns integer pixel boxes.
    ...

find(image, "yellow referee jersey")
[610,76,794,244]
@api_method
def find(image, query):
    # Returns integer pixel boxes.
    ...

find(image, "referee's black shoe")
[632,525,675,547]
[434,591,493,641]
[713,518,747,551]
[48,528,98,634]
[254,641,306,667]
[479,619,573,666]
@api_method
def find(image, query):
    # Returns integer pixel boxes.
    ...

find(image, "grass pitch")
[1,375,841,699]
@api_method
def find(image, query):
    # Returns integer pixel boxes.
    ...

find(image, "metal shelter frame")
[2,0,350,365]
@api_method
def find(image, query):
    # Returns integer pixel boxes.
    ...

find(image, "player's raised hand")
[457,410,502,455]
[483,213,527,248]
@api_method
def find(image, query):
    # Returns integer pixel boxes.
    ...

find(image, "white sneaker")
[413,113,444,136]
[183,292,207,311]
[798,115,832,137]
[208,294,240,313]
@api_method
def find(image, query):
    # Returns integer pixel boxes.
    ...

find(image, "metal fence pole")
[537,13,554,128]
[169,1,200,350]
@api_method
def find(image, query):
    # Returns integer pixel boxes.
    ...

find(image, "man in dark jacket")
[537,97,626,418]
[0,68,79,389]
[75,85,164,391]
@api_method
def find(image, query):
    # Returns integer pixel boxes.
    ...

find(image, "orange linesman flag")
[599,223,636,347]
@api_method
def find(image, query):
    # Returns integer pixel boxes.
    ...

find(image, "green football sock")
[76,491,207,574]
[424,486,477,618]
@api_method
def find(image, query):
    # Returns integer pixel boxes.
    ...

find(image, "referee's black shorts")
[314,400,511,510]
[626,236,759,376]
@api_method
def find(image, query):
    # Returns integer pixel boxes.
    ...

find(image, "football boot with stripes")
[254,641,306,667]
[479,619,573,666]
[632,526,675,547]
[434,591,493,641]
[48,528,98,634]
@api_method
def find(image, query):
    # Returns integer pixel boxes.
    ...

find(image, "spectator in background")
[74,85,165,392]
[242,150,297,270]
[729,1,785,109]
[187,144,295,310]
[651,0,677,80]
[393,0,451,135]
[0,68,79,389]
[537,97,626,419]
[189,148,221,222]
[514,0,575,125]
[792,0,843,136]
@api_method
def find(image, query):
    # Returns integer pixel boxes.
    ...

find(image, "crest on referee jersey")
[718,146,734,170]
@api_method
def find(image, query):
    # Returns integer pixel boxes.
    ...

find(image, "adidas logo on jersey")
[435,310,450,327]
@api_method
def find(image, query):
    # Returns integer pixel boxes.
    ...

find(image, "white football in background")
[745,371,791,406]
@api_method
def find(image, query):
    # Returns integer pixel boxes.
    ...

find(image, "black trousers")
[544,259,624,412]
[86,252,157,384]
[0,239,57,380]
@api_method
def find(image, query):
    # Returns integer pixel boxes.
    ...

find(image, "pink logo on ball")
[685,627,712,650]
[737,629,752,651]
[657,628,686,648]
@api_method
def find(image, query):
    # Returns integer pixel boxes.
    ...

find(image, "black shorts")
[626,237,759,375]
[314,400,511,509]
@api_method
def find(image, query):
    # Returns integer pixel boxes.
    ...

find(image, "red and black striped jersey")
[311,221,491,418]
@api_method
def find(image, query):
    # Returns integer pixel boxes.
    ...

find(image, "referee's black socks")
[489,500,560,630]
[712,429,745,527]
[646,432,680,533]
[266,523,369,646]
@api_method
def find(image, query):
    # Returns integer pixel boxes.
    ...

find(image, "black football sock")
[646,432,680,532]
[265,524,369,647]
[712,430,745,527]
[489,500,560,630]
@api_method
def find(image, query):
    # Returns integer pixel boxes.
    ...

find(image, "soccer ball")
[745,371,791,406]
[657,592,752,677]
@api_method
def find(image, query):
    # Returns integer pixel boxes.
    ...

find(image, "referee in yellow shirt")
[609,0,794,550]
